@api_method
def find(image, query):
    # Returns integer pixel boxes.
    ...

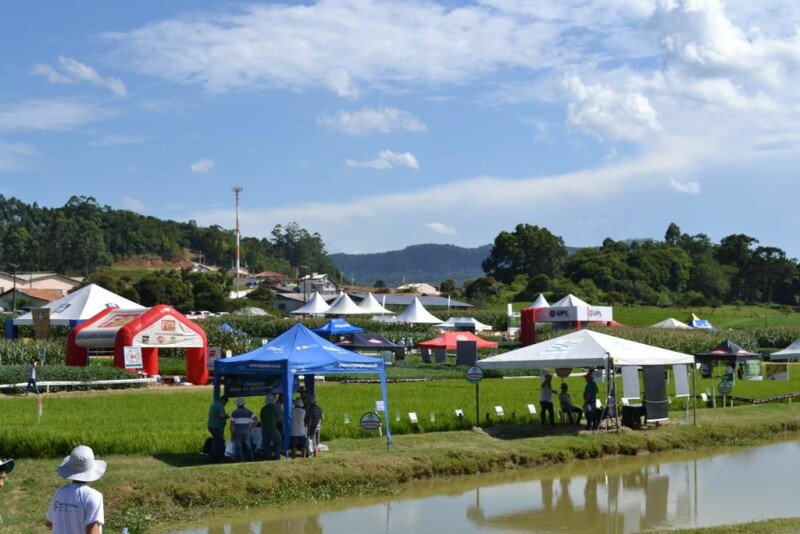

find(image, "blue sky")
[3,0,800,257]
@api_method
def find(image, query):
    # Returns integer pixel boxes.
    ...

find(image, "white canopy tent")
[769,338,800,360]
[13,284,144,327]
[324,292,364,316]
[650,318,692,329]
[435,316,492,332]
[478,329,697,427]
[478,329,694,370]
[394,297,443,324]
[531,294,550,308]
[357,292,393,315]
[290,291,331,315]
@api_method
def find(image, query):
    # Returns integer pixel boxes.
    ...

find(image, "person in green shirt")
[207,395,229,462]
[260,394,282,460]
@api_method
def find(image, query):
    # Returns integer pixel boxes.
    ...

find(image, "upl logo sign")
[549,310,570,318]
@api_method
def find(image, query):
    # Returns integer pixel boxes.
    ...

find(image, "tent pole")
[380,370,392,450]
[692,360,697,426]
[283,370,293,457]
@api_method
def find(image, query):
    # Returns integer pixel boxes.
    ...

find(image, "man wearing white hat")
[45,444,106,533]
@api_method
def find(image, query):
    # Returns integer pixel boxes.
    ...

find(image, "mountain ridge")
[329,243,492,288]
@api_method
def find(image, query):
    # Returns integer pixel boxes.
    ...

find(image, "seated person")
[558,383,583,424]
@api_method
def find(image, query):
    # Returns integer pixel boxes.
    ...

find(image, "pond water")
[171,440,800,534]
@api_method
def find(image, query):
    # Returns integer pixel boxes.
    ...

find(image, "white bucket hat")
[56,445,106,482]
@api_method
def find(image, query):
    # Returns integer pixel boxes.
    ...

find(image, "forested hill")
[329,244,493,287]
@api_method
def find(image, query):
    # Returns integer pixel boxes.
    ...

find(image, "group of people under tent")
[538,370,603,431]
[207,386,324,463]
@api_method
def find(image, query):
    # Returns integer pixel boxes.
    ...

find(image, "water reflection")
[171,440,800,534]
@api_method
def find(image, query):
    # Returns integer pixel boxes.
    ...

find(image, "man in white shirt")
[46,445,106,534]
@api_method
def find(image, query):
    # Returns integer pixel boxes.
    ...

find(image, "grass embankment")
[2,400,799,533]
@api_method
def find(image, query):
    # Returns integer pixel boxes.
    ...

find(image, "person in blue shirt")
[229,398,257,462]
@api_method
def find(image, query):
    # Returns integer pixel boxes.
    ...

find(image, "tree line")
[0,195,340,279]
[462,223,800,307]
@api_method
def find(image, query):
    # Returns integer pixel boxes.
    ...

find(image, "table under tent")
[214,323,392,453]
[477,329,696,429]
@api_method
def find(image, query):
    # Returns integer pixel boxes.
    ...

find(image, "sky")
[3,0,800,258]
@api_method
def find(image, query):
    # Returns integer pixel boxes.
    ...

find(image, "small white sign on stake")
[527,404,537,414]
[495,405,504,418]
[454,409,464,417]
[408,412,419,424]
[123,346,143,370]
[375,400,386,413]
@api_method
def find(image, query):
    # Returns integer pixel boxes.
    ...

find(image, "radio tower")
[232,185,243,298]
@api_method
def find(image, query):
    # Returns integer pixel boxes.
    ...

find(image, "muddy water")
[170,440,800,533]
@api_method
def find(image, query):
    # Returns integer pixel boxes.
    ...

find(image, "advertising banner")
[32,308,51,340]
[123,346,143,369]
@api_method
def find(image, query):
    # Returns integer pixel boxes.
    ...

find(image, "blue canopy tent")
[213,323,391,453]
[312,318,364,337]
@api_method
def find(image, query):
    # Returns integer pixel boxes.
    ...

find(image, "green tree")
[482,224,567,284]
[439,279,456,295]
[135,271,194,310]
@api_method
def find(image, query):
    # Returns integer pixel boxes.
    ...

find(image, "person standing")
[260,394,282,461]
[0,458,14,489]
[583,370,600,431]
[290,397,307,459]
[539,373,555,426]
[230,398,257,462]
[45,445,106,534]
[26,359,40,396]
[207,395,229,462]
[305,395,324,457]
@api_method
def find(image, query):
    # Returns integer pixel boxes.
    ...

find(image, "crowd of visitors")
[206,387,324,462]
[534,370,602,430]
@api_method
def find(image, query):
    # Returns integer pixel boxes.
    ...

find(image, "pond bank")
[4,403,800,533]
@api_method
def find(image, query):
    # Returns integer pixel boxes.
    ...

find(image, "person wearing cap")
[289,397,307,459]
[559,383,583,425]
[304,395,323,457]
[260,394,282,461]
[583,370,600,431]
[45,445,106,533]
[207,395,229,462]
[230,397,257,462]
[0,458,14,489]
[539,373,555,426]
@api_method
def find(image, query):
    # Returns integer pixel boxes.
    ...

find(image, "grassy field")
[3,366,800,459]
[1,400,798,533]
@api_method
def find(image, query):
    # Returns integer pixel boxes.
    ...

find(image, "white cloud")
[32,56,127,96]
[103,1,581,93]
[324,68,360,99]
[319,108,425,135]
[0,142,37,171]
[565,75,660,142]
[425,222,457,236]
[669,178,700,194]
[190,158,214,174]
[122,196,145,212]
[346,150,419,170]
[0,99,113,132]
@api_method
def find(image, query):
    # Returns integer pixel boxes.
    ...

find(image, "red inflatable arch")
[66,304,209,384]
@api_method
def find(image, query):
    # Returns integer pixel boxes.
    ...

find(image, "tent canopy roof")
[215,323,385,375]
[696,339,761,361]
[312,318,364,335]
[394,297,443,324]
[356,293,393,314]
[769,338,800,360]
[324,292,364,315]
[435,316,492,331]
[290,291,330,315]
[13,284,143,326]
[478,329,694,370]
[650,318,692,329]
[338,332,400,350]
[419,331,498,350]
[531,294,550,308]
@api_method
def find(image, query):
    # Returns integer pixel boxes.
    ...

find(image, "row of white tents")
[291,291,492,329]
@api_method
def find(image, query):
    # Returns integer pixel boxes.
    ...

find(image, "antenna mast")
[232,185,243,297]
